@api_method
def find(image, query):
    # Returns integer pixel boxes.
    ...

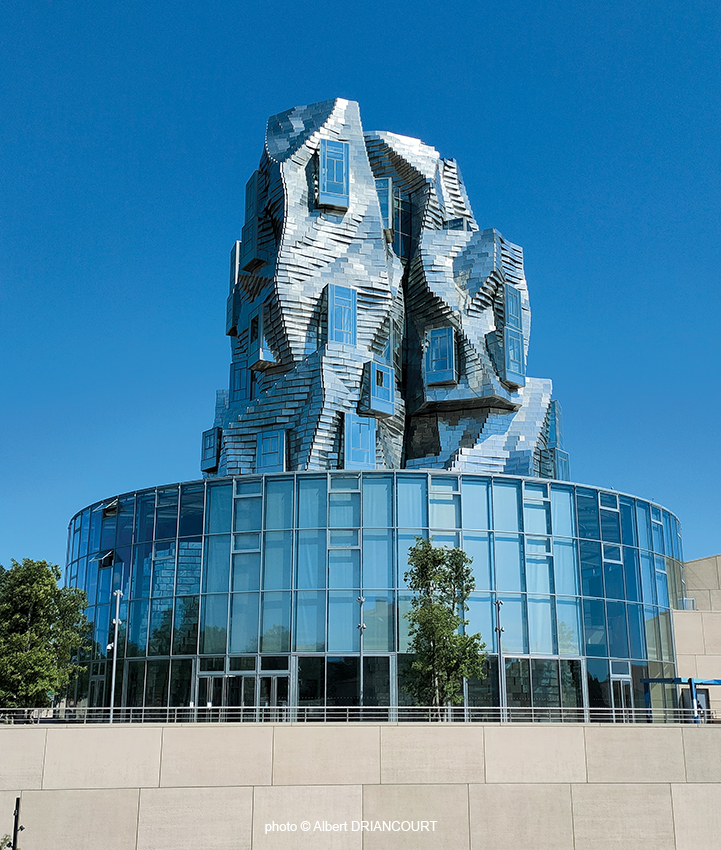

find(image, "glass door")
[259,675,289,719]
[612,677,634,722]
[225,675,256,720]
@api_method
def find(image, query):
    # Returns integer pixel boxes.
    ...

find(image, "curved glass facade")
[65,472,684,712]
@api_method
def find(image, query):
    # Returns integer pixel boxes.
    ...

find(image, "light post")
[494,598,506,722]
[107,589,123,724]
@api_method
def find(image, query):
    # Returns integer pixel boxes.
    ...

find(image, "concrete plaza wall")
[2,722,721,850]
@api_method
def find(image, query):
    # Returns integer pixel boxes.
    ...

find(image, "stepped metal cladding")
[202,97,569,480]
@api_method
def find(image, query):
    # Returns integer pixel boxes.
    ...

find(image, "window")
[375,177,392,230]
[504,283,522,331]
[200,427,221,472]
[360,361,394,417]
[318,139,349,209]
[503,327,525,386]
[256,430,286,473]
[344,413,376,470]
[247,304,275,370]
[327,285,357,345]
[229,361,250,404]
[425,327,457,386]
[239,171,266,271]
[393,188,411,259]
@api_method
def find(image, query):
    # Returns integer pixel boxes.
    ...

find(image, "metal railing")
[1,705,717,725]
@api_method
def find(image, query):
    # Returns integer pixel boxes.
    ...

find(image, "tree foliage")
[402,538,486,707]
[0,559,90,708]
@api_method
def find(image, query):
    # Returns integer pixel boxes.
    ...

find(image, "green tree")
[0,559,90,708]
[402,538,486,708]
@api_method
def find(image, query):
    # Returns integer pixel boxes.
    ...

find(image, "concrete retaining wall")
[2,722,721,849]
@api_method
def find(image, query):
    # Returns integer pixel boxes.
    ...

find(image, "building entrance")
[612,677,634,721]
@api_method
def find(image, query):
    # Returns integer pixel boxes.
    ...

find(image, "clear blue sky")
[1,0,719,567]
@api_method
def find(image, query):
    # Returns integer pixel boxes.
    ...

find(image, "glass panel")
[234,497,262,532]
[155,487,178,539]
[205,485,231,534]
[397,475,427,527]
[553,539,578,596]
[363,657,391,706]
[175,538,202,596]
[531,659,560,707]
[294,591,326,652]
[229,592,259,653]
[636,502,651,550]
[397,529,426,588]
[606,600,629,657]
[330,474,359,490]
[328,549,360,588]
[97,567,112,605]
[603,559,625,600]
[576,488,600,539]
[587,658,611,709]
[127,599,149,657]
[296,530,327,589]
[524,502,550,535]
[467,593,494,651]
[397,593,413,653]
[580,540,603,597]
[170,658,193,706]
[652,520,664,554]
[362,530,393,588]
[362,475,393,526]
[498,595,526,654]
[234,532,260,551]
[492,481,520,531]
[263,530,293,590]
[656,570,670,608]
[528,596,555,654]
[429,493,460,528]
[260,591,291,652]
[328,592,360,652]
[622,547,641,602]
[145,659,169,707]
[297,477,327,528]
[100,512,117,551]
[627,603,646,658]
[583,598,607,657]
[199,594,228,654]
[495,534,523,592]
[298,657,325,706]
[179,484,204,537]
[326,657,360,706]
[265,478,293,529]
[525,552,552,594]
[467,656,500,707]
[462,477,490,529]
[550,487,574,536]
[556,598,581,655]
[559,659,583,707]
[172,596,199,655]
[505,657,531,707]
[619,496,637,546]
[600,509,621,543]
[151,541,176,598]
[644,607,661,661]
[88,507,103,554]
[329,492,360,528]
[202,535,231,594]
[658,610,673,661]
[329,529,358,547]
[236,479,262,496]
[463,533,492,591]
[232,551,261,592]
[640,552,656,604]
[125,659,145,706]
[363,592,394,651]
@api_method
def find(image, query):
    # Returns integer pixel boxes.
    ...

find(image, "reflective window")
[145,660,169,708]
[463,533,492,591]
[176,538,202,596]
[362,475,393,526]
[327,284,356,344]
[495,534,523,592]
[363,657,391,706]
[622,547,641,602]
[296,529,326,589]
[328,549,360,588]
[553,539,578,596]
[151,542,176,598]
[560,659,583,707]
[619,496,637,546]
[492,481,520,532]
[155,488,178,540]
[363,592,394,651]
[260,592,291,652]
[319,139,350,208]
[234,496,262,532]
[329,491,361,527]
[199,594,228,654]
[636,502,651,550]
[298,657,325,706]
[528,596,555,654]
[229,592,260,653]
[206,484,232,534]
[462,477,490,530]
[505,657,531,707]
[498,595,526,654]
[202,535,230,594]
[263,531,293,590]
[627,603,646,658]
[576,489,600,540]
[127,599,149,657]
[467,593,494,651]
[328,592,360,652]
[172,596,199,655]
[232,552,261,592]
[257,430,286,473]
[556,598,581,655]
[135,493,155,543]
[425,327,456,385]
[297,477,327,528]
[525,537,552,594]
[583,599,607,657]
[265,478,293,529]
[524,501,550,535]
[600,509,621,544]
[531,659,560,707]
[148,599,172,655]
[580,540,603,598]
[362,530,393,588]
[295,591,326,652]
[344,414,375,470]
[327,656,360,706]
[397,475,427,527]
[606,601,629,657]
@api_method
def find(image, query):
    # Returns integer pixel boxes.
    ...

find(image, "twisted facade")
[202,98,569,480]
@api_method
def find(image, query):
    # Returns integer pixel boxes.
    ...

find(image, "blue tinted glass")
[619,496,636,546]
[264,478,293,529]
[463,532,492,591]
[328,549,360,588]
[172,595,199,655]
[199,594,228,654]
[526,552,552,594]
[550,488,575,532]
[202,535,230,594]
[528,596,555,654]
[296,530,326,589]
[97,567,112,605]
[466,593,494,651]
[627,603,646,658]
[579,540,603,597]
[606,601,629,657]
[656,571,670,608]
[652,520,664,554]
[362,475,393,526]
[493,482,520,531]
[397,529,426,588]
[263,531,293,590]
[79,510,90,557]
[397,476,427,527]
[297,477,327,528]
[295,591,326,652]
[229,592,259,653]
[603,560,625,600]
[88,507,103,554]
[100,512,117,551]
[155,488,178,540]
[260,592,291,652]
[329,492,360,527]
[462,477,490,529]
[498,595,526,654]
[505,284,522,330]
[523,502,550,535]
[556,598,581,655]
[232,551,261,592]
[583,599,607,657]
[576,489,600,539]
[495,534,523,591]
[429,493,460,528]
[553,539,578,596]
[622,547,641,602]
[206,484,232,534]
[636,502,651,550]
[131,543,152,599]
[362,530,393,588]
[327,592,360,652]
[600,509,621,543]
[587,658,611,708]
[640,552,656,604]
[644,607,660,661]
[179,485,204,537]
[135,493,155,543]
[363,592,394,651]
[127,599,149,657]
[148,598,173,655]
[151,541,176,598]
[234,497,262,532]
